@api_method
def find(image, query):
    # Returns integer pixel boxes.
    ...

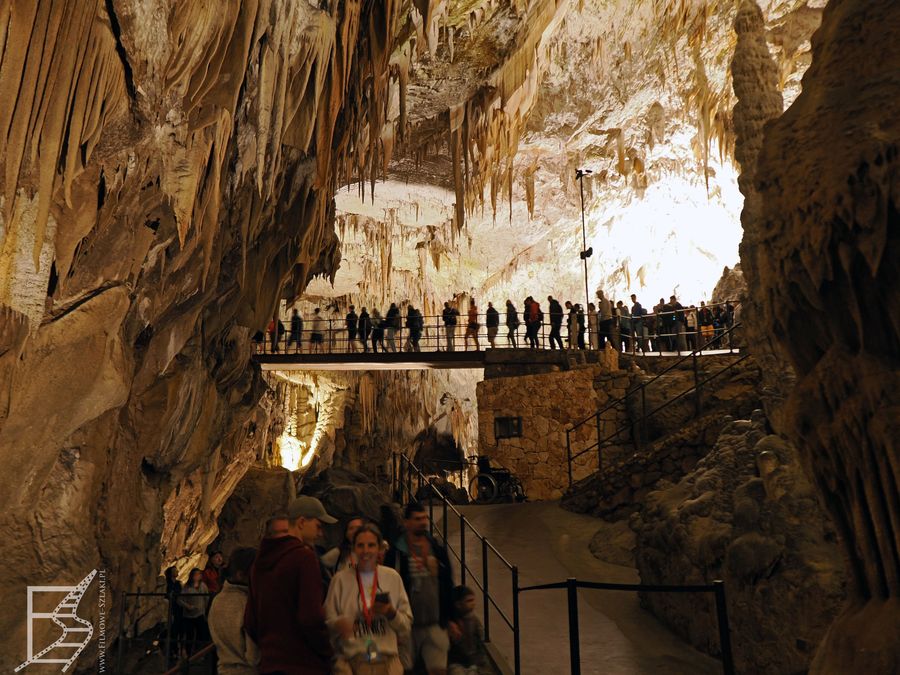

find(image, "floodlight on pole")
[575,168,593,311]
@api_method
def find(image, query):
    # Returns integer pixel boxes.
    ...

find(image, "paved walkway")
[443,502,721,675]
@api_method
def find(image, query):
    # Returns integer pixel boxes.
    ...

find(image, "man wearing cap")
[244,496,337,675]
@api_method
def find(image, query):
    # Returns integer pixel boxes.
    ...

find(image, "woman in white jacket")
[326,524,412,674]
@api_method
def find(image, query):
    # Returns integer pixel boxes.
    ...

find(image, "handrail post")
[595,414,602,473]
[566,430,573,487]
[442,497,448,545]
[482,538,490,642]
[512,566,521,675]
[459,515,467,585]
[692,349,702,417]
[567,578,581,675]
[164,592,173,668]
[713,580,735,675]
[116,593,127,674]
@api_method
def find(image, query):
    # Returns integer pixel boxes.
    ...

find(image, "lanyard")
[356,567,379,627]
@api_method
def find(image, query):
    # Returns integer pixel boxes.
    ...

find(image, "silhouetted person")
[596,290,613,349]
[565,300,577,349]
[485,302,499,348]
[670,295,687,352]
[505,300,519,347]
[442,302,459,351]
[371,309,385,352]
[346,305,359,353]
[358,308,372,352]
[576,304,586,349]
[179,568,210,657]
[310,308,326,353]
[587,302,599,349]
[547,296,564,350]
[407,305,424,352]
[289,309,303,351]
[525,297,543,348]
[630,294,646,352]
[385,303,401,352]
[465,300,480,351]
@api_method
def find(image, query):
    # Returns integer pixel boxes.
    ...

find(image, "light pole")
[575,168,593,311]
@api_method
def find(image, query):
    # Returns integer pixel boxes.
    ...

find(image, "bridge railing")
[253,300,741,356]
[566,322,747,486]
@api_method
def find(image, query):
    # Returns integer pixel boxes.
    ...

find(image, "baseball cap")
[286,496,337,524]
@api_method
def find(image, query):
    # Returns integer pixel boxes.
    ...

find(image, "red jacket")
[202,566,222,594]
[243,536,332,674]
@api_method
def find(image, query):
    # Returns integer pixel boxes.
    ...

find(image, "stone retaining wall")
[477,354,628,500]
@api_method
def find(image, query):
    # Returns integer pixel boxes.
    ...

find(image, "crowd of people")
[259,292,739,355]
[163,496,488,675]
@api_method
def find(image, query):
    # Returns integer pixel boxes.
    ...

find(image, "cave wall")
[0,1,402,667]
[738,1,900,671]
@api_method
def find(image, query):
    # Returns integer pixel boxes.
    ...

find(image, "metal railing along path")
[392,453,520,665]
[114,590,215,674]
[566,323,747,487]
[516,577,735,675]
[392,454,736,675]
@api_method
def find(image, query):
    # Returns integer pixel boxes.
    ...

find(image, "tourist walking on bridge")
[485,302,499,348]
[385,303,401,352]
[565,300,577,349]
[587,302,599,350]
[310,308,325,353]
[631,294,646,352]
[358,308,372,353]
[596,290,613,349]
[406,305,424,352]
[505,300,519,347]
[547,296,564,350]
[524,297,543,348]
[465,300,481,351]
[442,301,459,351]
[371,309,385,353]
[289,309,303,351]
[346,306,359,353]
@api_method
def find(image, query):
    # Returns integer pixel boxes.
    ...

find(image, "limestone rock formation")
[0,1,402,666]
[744,2,900,670]
[631,414,845,673]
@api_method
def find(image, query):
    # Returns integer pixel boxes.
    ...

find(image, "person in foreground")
[208,547,259,674]
[326,523,413,674]
[244,496,337,675]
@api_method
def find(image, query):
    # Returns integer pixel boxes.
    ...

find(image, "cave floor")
[442,501,721,675]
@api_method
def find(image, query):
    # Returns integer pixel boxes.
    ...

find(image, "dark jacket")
[346,311,358,332]
[244,536,332,675]
[384,534,454,628]
[548,299,564,327]
[442,306,459,326]
[358,311,372,336]
[386,305,401,329]
[485,306,499,328]
[505,304,519,328]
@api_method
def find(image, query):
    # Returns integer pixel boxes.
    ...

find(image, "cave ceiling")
[307,0,824,312]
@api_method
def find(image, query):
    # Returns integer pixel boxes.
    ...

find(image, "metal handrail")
[391,453,519,653]
[570,352,753,465]
[517,577,734,675]
[254,299,740,356]
[570,321,743,431]
[566,323,747,486]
